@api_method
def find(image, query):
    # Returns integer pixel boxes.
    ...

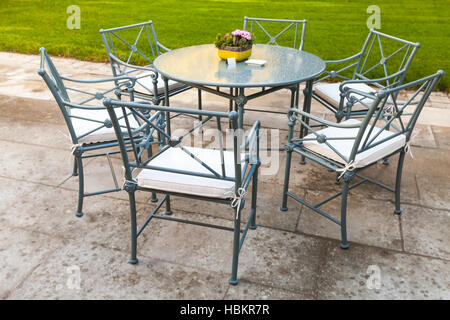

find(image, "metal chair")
[281,70,444,248]
[103,98,261,284]
[238,17,308,117]
[243,17,307,51]
[312,29,421,121]
[37,47,160,217]
[99,21,203,111]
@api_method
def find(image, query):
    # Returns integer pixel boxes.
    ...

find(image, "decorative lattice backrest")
[100,21,165,79]
[354,30,420,89]
[243,17,307,50]
[38,47,138,144]
[348,70,443,162]
[38,47,70,103]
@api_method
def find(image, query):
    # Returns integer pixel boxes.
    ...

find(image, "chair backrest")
[37,47,137,144]
[100,21,165,79]
[290,70,443,166]
[243,17,307,50]
[353,30,420,89]
[103,99,260,194]
[346,70,442,163]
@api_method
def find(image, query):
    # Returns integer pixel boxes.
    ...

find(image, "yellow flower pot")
[218,45,252,62]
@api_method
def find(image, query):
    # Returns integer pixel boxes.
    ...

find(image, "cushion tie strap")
[122,179,137,190]
[404,142,414,158]
[336,160,355,180]
[226,187,246,220]
[71,143,83,155]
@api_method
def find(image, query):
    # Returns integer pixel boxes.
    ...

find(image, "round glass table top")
[154,44,325,88]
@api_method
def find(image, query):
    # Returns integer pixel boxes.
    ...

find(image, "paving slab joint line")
[1,248,56,300]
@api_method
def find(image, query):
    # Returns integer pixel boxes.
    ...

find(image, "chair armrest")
[243,120,260,150]
[339,70,405,92]
[60,74,136,85]
[324,52,362,65]
[314,52,362,84]
[288,108,362,129]
[108,54,158,78]
[157,42,171,52]
[64,101,107,110]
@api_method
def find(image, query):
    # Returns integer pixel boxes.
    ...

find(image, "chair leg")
[280,149,293,211]
[228,88,233,129]
[250,171,258,229]
[335,172,341,185]
[146,141,158,203]
[395,150,406,214]
[128,190,138,264]
[340,178,350,249]
[197,89,203,134]
[75,156,84,217]
[165,195,173,215]
[72,157,78,176]
[229,207,241,285]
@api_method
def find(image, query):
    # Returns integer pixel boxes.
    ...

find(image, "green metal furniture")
[37,47,159,217]
[153,44,325,129]
[312,29,420,122]
[281,70,443,248]
[103,98,261,284]
[239,17,308,118]
[100,21,199,106]
[243,17,307,51]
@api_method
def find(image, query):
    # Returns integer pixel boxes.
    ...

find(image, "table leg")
[300,79,313,164]
[162,76,173,215]
[236,87,247,130]
[163,77,171,137]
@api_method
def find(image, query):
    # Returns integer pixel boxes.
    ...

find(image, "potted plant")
[215,29,254,61]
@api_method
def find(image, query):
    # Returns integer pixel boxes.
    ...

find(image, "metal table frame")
[154,44,325,130]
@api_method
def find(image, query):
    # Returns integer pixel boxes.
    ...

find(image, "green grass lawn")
[1,0,448,90]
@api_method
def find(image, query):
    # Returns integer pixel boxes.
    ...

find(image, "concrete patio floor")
[0,52,449,299]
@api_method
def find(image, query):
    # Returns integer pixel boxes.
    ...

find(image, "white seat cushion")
[136,146,240,199]
[135,73,185,95]
[71,108,140,144]
[314,82,377,111]
[302,119,406,168]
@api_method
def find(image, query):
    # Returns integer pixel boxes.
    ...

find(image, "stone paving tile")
[0,140,75,187]
[402,146,450,179]
[0,176,152,254]
[401,204,450,260]
[0,226,65,299]
[7,239,229,300]
[0,177,39,213]
[136,210,324,294]
[316,243,450,299]
[297,191,403,251]
[0,116,69,150]
[356,158,420,205]
[417,107,450,127]
[0,95,62,124]
[224,280,312,299]
[431,125,450,150]
[416,174,450,211]
[410,124,437,148]
[429,92,450,109]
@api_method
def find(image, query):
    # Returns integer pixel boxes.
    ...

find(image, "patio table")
[154,44,325,129]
